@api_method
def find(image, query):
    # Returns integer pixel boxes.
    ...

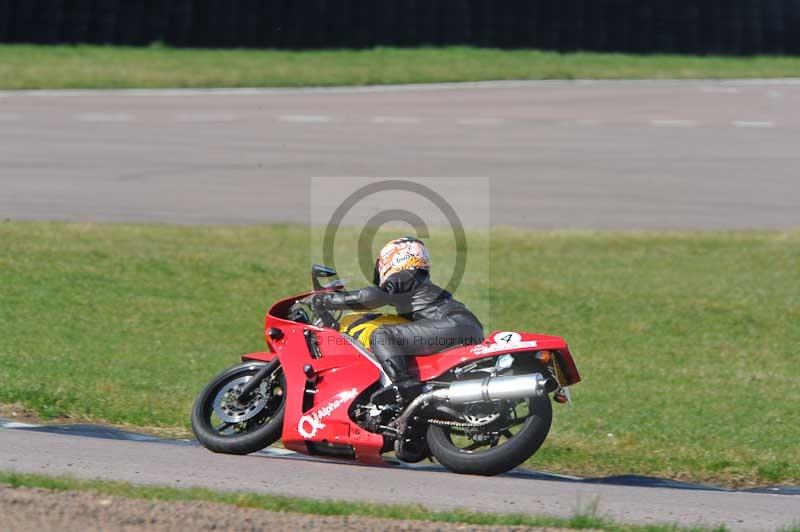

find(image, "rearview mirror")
[311,264,338,290]
[312,264,337,277]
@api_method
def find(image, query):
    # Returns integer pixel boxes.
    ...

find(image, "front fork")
[237,358,280,402]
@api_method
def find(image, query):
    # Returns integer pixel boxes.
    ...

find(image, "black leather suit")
[323,270,484,382]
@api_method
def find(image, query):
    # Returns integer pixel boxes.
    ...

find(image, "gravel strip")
[0,485,574,532]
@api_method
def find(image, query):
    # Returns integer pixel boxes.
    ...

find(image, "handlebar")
[299,293,340,330]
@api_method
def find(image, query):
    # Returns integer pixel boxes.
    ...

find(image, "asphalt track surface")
[2,80,800,229]
[1,424,799,531]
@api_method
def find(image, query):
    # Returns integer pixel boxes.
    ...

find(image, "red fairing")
[278,326,385,463]
[263,293,386,463]
[413,331,580,383]
[240,352,277,363]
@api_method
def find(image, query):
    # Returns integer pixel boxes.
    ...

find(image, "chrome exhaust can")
[443,373,556,404]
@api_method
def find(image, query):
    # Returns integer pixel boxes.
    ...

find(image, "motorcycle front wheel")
[191,360,285,455]
[426,393,552,476]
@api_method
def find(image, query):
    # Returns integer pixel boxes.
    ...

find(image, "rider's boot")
[371,356,423,406]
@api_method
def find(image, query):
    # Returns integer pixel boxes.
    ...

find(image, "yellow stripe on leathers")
[338,312,410,348]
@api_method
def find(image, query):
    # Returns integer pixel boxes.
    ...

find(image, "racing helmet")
[373,237,431,287]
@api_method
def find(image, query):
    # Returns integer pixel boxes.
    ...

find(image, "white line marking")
[0,113,21,121]
[733,120,775,128]
[74,113,134,123]
[259,447,297,456]
[457,117,505,125]
[700,86,740,94]
[278,114,332,123]
[174,113,237,123]
[0,421,41,428]
[5,78,800,98]
[573,119,603,126]
[371,115,420,124]
[650,119,699,127]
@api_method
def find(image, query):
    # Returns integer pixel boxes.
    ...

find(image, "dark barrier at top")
[1,0,799,54]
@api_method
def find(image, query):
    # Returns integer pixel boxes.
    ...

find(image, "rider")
[319,237,484,401]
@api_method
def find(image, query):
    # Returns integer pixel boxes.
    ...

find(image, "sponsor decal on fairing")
[297,387,359,439]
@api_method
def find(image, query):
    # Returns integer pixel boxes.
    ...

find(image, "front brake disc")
[212,375,268,424]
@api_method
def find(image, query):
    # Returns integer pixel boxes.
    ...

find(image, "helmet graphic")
[374,237,431,287]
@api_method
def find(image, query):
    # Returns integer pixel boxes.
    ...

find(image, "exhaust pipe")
[442,373,557,404]
[392,373,557,434]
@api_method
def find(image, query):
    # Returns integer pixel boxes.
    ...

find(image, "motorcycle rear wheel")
[426,394,552,476]
[191,360,285,455]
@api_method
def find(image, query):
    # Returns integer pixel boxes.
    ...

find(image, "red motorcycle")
[192,265,581,475]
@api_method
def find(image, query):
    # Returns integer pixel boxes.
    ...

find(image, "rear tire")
[427,394,552,476]
[191,361,285,455]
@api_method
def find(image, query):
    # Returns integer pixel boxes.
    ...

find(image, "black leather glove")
[321,287,391,311]
[311,293,330,313]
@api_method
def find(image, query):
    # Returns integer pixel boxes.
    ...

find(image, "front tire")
[427,394,552,476]
[191,361,285,455]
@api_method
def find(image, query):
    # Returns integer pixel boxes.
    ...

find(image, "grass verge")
[0,471,727,531]
[0,222,798,486]
[2,45,800,90]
